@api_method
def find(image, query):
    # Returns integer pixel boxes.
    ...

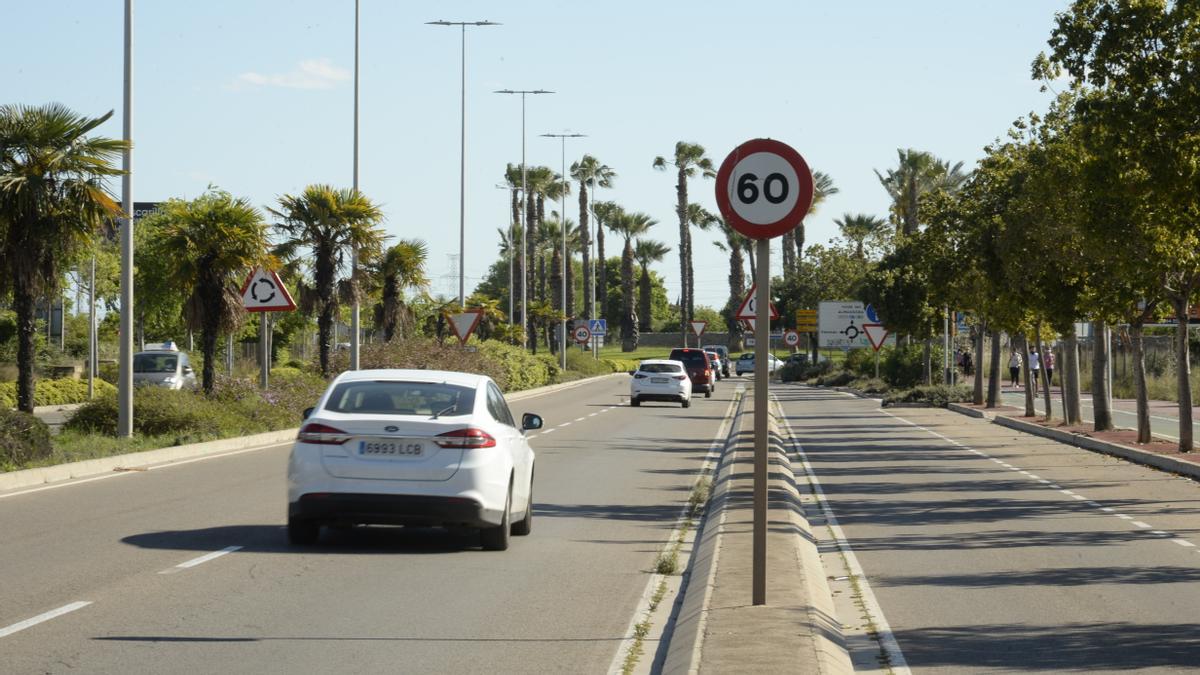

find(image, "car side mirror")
[521,413,543,431]
[183,366,194,375]
[302,406,314,420]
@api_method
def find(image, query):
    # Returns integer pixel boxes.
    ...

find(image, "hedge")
[0,378,117,409]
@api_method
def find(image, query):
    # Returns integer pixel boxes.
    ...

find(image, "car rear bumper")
[633,392,688,402]
[289,492,498,528]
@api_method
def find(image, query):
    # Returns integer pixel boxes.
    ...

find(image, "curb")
[947,402,990,419]
[0,427,300,493]
[991,415,1200,481]
[662,392,745,674]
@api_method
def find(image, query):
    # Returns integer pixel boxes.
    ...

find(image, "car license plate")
[359,439,423,457]
[651,377,669,383]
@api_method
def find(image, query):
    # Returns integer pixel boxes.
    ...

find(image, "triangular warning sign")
[240,266,296,312]
[446,311,483,345]
[863,323,889,351]
[741,318,756,332]
[734,284,780,320]
[690,320,707,337]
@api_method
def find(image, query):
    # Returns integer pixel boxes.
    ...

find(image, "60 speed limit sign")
[715,138,815,240]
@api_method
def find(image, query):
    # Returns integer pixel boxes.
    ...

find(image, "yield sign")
[735,284,779,321]
[863,323,890,351]
[690,320,708,337]
[240,267,296,312]
[446,311,483,345]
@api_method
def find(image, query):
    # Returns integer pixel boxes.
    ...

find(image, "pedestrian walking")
[1043,348,1056,389]
[962,350,973,377]
[1029,348,1041,389]
[1008,350,1022,386]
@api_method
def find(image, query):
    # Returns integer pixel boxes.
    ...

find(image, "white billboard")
[819,301,870,349]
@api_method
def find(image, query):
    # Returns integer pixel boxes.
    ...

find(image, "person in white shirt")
[1029,348,1041,390]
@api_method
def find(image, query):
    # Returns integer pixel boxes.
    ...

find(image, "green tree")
[634,239,670,333]
[271,185,387,378]
[0,104,126,412]
[610,212,657,351]
[713,218,749,351]
[570,155,616,321]
[784,170,838,274]
[369,239,429,342]
[592,200,621,325]
[653,142,715,337]
[875,149,968,236]
[835,213,889,261]
[147,190,271,393]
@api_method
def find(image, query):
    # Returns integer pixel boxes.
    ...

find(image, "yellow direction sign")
[795,308,817,331]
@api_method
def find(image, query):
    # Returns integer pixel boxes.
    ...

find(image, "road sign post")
[241,267,297,389]
[573,324,591,345]
[447,310,484,345]
[716,137,814,607]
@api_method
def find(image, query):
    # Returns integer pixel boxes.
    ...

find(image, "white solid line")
[1133,521,1153,529]
[789,409,912,674]
[1175,540,1197,548]
[0,601,92,639]
[167,546,243,571]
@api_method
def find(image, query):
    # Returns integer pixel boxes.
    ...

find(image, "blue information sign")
[588,319,607,336]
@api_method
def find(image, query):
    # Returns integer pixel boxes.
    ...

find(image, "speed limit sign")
[573,325,591,344]
[783,329,800,347]
[715,138,815,240]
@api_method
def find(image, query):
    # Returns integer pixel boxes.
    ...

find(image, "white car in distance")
[630,359,692,408]
[287,369,542,551]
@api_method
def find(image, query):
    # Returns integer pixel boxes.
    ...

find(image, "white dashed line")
[1019,470,1033,476]
[162,546,243,573]
[588,413,599,417]
[1049,484,1062,489]
[1072,495,1088,501]
[1085,501,1101,507]
[574,417,586,422]
[1117,514,1134,520]
[0,602,91,638]
[1175,540,1197,548]
[559,422,572,427]
[1038,479,1052,484]
[541,429,556,434]
[1100,507,1115,512]
[1133,521,1153,529]
[1150,530,1168,536]
[1059,489,1075,495]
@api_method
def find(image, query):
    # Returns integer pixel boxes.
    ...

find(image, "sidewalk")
[663,392,850,674]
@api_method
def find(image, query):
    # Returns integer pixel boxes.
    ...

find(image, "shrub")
[0,378,117,409]
[66,389,224,439]
[0,409,52,466]
[779,361,806,383]
[844,348,876,378]
[602,358,639,373]
[565,350,610,377]
[816,370,856,387]
[883,384,970,408]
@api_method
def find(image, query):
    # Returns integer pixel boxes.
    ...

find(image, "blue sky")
[6,1,1068,309]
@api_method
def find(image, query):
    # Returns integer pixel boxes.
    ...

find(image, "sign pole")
[259,312,270,389]
[753,238,769,606]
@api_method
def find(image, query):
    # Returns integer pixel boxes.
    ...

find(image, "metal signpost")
[241,267,297,389]
[715,138,814,606]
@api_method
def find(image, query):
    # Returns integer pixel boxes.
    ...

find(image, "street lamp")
[427,19,501,308]
[541,132,586,369]
[495,88,553,349]
[117,0,134,437]
[350,0,362,370]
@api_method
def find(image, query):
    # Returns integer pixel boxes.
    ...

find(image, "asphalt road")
[0,375,740,674]
[778,384,1200,673]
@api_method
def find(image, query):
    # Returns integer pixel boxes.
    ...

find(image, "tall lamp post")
[541,132,586,369]
[495,88,553,349]
[117,0,134,438]
[427,19,500,307]
[350,0,362,370]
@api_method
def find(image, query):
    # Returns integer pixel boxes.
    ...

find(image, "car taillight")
[705,368,712,376]
[434,428,497,449]
[298,423,350,445]
[674,375,688,381]
[633,373,647,379]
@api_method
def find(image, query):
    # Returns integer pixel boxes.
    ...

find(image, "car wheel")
[287,517,319,545]
[480,485,512,551]
[682,398,690,409]
[512,480,533,536]
[705,390,712,398]
[631,397,641,407]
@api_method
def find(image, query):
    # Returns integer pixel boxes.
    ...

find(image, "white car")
[630,359,692,408]
[735,352,783,376]
[287,369,542,551]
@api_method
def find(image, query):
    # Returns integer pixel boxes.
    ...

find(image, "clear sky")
[6,1,1069,310]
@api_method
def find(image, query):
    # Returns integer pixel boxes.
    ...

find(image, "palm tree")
[271,185,386,377]
[592,200,621,326]
[634,239,670,332]
[503,163,525,323]
[874,149,967,236]
[570,155,616,322]
[713,218,749,351]
[685,203,718,318]
[835,213,889,260]
[0,104,126,412]
[370,239,429,342]
[523,166,556,347]
[610,211,657,351]
[653,142,715,338]
[788,170,838,273]
[149,191,271,393]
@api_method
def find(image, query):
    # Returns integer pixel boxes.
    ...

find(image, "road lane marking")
[574,417,586,422]
[1133,521,1153,529]
[540,428,556,434]
[1060,489,1076,495]
[1150,530,1169,536]
[1100,507,1115,512]
[1085,501,1101,507]
[1038,479,1052,484]
[161,546,243,573]
[1072,495,1088,501]
[786,407,912,674]
[0,602,91,639]
[1175,540,1196,548]
[1049,484,1062,489]
[1117,514,1134,520]
[588,412,599,417]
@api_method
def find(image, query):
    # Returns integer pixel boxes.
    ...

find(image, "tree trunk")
[1092,321,1114,431]
[685,227,695,334]
[317,303,334,378]
[13,283,37,413]
[728,245,746,353]
[1131,323,1151,443]
[922,338,932,385]
[675,168,689,347]
[1036,327,1052,420]
[621,240,635,352]
[1064,332,1082,424]
[551,248,563,315]
[1174,298,1194,452]
[781,231,795,278]
[986,329,1001,407]
[973,321,985,405]
[579,183,591,321]
[596,223,606,323]
[794,221,805,265]
[638,267,652,332]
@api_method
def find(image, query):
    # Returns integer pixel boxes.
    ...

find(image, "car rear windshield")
[669,350,708,366]
[134,353,177,373]
[324,381,476,416]
[640,363,683,374]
